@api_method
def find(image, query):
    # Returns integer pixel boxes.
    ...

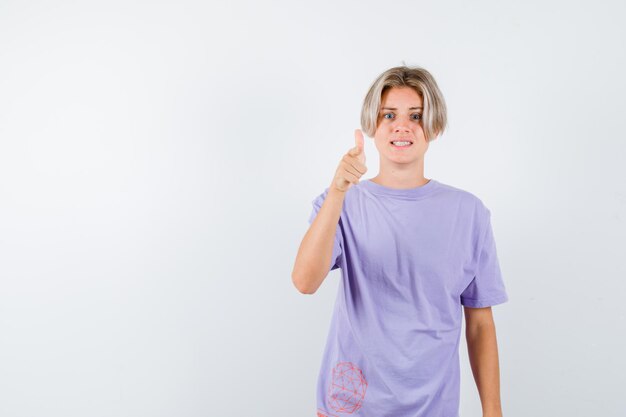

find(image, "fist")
[332,129,368,193]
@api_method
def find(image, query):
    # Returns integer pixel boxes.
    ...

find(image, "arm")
[291,129,367,295]
[464,306,504,417]
[291,186,346,294]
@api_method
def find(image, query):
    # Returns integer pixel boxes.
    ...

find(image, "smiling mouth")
[390,140,413,147]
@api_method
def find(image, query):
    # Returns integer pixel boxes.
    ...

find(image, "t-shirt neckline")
[361,178,439,199]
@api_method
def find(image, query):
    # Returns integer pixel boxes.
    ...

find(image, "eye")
[382,113,394,119]
[412,113,423,121]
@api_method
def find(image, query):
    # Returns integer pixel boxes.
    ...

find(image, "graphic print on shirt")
[325,361,368,414]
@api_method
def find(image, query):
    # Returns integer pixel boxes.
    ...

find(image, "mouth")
[390,139,413,148]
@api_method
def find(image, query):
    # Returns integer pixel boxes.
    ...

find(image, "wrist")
[328,182,348,196]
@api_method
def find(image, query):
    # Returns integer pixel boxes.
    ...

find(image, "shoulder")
[312,185,339,204]
[432,182,497,248]
[434,180,488,208]
[313,184,359,202]
[311,185,356,211]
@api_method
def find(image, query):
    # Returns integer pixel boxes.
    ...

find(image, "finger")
[342,169,361,185]
[343,155,367,175]
[341,160,362,178]
[354,129,364,152]
[355,129,366,163]
[348,129,365,157]
[347,145,360,157]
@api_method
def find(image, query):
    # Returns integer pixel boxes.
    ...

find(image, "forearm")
[466,322,503,417]
[291,185,345,294]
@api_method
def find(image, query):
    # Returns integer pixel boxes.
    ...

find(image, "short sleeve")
[308,190,343,271]
[460,208,509,308]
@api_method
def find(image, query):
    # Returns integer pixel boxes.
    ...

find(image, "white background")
[1,0,625,416]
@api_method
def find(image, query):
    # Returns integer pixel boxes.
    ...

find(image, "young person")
[292,66,509,417]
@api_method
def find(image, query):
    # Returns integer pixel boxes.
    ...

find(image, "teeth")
[392,141,411,146]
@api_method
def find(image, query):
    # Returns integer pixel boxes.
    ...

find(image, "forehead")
[381,87,423,107]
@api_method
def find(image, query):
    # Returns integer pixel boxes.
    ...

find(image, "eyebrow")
[381,107,423,110]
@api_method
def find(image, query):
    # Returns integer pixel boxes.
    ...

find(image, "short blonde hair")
[360,66,448,142]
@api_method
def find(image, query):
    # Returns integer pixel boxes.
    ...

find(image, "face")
[373,86,429,166]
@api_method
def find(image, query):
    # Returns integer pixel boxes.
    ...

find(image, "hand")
[331,129,367,193]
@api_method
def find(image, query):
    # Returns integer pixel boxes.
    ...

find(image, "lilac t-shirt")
[307,178,509,417]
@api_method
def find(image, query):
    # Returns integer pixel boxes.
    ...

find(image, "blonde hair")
[360,66,448,142]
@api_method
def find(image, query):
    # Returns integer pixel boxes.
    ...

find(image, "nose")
[392,114,411,133]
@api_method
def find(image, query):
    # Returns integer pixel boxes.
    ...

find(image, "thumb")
[354,129,364,154]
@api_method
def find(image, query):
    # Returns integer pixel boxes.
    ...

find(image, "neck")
[371,161,428,189]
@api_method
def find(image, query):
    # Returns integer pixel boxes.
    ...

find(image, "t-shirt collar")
[360,178,438,199]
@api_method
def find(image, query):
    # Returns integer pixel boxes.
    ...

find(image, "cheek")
[374,137,389,150]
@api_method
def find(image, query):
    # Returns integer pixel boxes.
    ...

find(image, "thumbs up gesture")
[332,129,368,193]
